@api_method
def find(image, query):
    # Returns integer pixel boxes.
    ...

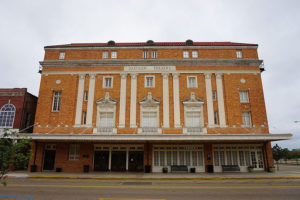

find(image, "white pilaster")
[130,73,138,128]
[119,73,127,128]
[86,74,96,126]
[74,74,85,125]
[216,73,226,127]
[162,73,170,128]
[205,73,214,127]
[172,73,181,128]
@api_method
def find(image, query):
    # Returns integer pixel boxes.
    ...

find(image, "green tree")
[0,129,31,186]
[272,144,289,170]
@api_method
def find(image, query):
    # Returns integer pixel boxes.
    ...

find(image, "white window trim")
[242,111,252,127]
[69,144,80,161]
[102,51,108,59]
[59,52,65,60]
[187,76,198,88]
[111,51,117,59]
[236,50,243,58]
[103,76,113,89]
[144,75,155,88]
[151,51,157,59]
[192,50,198,58]
[143,51,148,59]
[183,50,189,58]
[0,104,16,128]
[239,90,249,103]
[51,91,61,112]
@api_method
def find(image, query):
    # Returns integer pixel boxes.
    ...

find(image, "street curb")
[28,176,300,180]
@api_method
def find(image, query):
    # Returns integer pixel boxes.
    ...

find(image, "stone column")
[205,73,214,127]
[119,73,127,128]
[216,73,226,127]
[162,73,170,128]
[74,74,85,125]
[172,73,181,128]
[86,74,96,126]
[130,73,138,128]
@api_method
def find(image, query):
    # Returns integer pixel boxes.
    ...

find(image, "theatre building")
[27,40,291,173]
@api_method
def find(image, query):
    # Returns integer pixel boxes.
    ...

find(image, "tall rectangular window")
[52,91,61,112]
[143,51,148,59]
[192,50,198,58]
[145,76,154,88]
[212,90,217,101]
[187,76,197,88]
[242,111,252,126]
[214,111,219,125]
[142,112,157,127]
[240,91,249,103]
[82,111,87,125]
[186,112,201,127]
[103,77,113,88]
[151,51,157,59]
[84,91,88,101]
[111,51,117,59]
[99,112,114,127]
[69,144,80,161]
[59,52,65,59]
[102,51,108,59]
[183,50,189,58]
[236,50,243,58]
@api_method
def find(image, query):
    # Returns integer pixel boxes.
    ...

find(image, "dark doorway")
[94,151,109,171]
[129,151,144,172]
[111,151,126,171]
[43,150,56,170]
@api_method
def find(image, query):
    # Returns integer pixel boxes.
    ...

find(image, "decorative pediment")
[96,92,118,106]
[183,92,204,107]
[139,92,160,107]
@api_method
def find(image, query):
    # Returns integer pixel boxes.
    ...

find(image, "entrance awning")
[19,133,292,143]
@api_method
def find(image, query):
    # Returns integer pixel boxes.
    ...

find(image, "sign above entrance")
[124,66,176,72]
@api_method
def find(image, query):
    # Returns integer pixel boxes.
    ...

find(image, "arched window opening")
[0,104,16,128]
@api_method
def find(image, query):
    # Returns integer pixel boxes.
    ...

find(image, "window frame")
[239,90,249,103]
[192,50,198,58]
[144,75,155,88]
[183,50,189,58]
[82,111,87,125]
[151,51,157,59]
[51,91,61,112]
[0,104,16,128]
[84,91,88,101]
[102,51,108,59]
[69,144,80,161]
[187,76,197,88]
[103,76,113,89]
[242,111,252,127]
[59,52,65,60]
[111,51,117,59]
[214,111,219,125]
[143,51,148,59]
[236,50,243,58]
[212,90,217,101]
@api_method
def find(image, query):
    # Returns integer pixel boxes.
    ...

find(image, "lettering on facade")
[124,66,176,72]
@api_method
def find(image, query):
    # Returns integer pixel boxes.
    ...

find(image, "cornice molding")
[40,59,263,67]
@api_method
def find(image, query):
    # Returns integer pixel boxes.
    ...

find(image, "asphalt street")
[1,178,300,200]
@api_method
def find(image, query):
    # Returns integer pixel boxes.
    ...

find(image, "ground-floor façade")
[26,133,291,173]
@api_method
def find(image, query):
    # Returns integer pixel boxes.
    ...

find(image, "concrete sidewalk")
[7,164,300,180]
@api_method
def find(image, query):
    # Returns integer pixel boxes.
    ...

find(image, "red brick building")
[27,40,291,173]
[0,88,37,133]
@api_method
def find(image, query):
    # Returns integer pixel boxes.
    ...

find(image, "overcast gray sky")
[0,0,299,149]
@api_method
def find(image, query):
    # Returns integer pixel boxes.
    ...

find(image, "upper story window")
[183,50,189,58]
[0,104,16,128]
[242,111,251,127]
[212,90,217,101]
[143,51,148,59]
[145,76,155,88]
[69,144,80,161]
[239,91,249,103]
[103,76,113,88]
[99,112,114,127]
[151,51,157,59]
[84,91,88,101]
[192,50,198,58]
[187,76,197,88]
[82,111,87,125]
[236,50,243,58]
[59,52,65,60]
[214,111,219,125]
[102,51,108,59]
[186,112,201,127]
[52,91,61,112]
[111,51,117,59]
